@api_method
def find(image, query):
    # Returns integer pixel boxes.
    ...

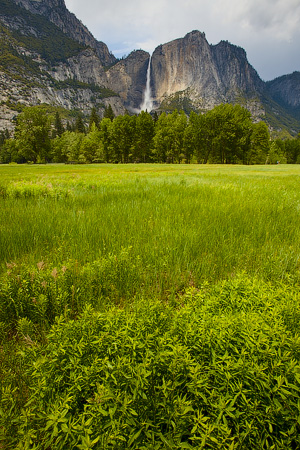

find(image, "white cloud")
[64,0,300,80]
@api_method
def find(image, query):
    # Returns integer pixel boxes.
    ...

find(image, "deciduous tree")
[14,106,51,163]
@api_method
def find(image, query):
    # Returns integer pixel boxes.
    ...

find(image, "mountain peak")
[184,30,206,39]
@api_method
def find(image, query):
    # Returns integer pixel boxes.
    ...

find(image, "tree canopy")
[1,103,298,165]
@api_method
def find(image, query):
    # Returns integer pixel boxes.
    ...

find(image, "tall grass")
[1,164,300,291]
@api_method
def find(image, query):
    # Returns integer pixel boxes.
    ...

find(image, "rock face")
[267,72,300,110]
[106,51,150,112]
[12,0,116,65]
[151,31,264,111]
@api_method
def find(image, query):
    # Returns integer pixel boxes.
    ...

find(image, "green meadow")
[1,164,300,449]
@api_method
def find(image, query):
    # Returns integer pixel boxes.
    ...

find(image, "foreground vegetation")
[1,164,300,449]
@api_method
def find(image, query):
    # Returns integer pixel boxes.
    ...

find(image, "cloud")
[64,0,300,80]
[214,0,300,41]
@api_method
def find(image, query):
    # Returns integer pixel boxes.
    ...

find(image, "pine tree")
[89,107,100,130]
[54,112,64,137]
[103,104,115,121]
[75,112,86,134]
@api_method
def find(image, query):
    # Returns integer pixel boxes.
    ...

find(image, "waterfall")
[140,56,153,112]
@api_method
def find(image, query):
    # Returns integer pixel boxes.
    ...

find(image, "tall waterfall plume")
[140,56,153,112]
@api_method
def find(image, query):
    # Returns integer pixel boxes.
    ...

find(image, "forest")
[1,103,299,165]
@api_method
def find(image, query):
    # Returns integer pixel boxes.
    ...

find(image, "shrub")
[1,275,300,449]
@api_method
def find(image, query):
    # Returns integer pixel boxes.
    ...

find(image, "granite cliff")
[267,72,300,116]
[151,31,265,113]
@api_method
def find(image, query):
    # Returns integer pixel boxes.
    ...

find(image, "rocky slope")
[12,0,116,66]
[0,0,148,130]
[267,72,300,113]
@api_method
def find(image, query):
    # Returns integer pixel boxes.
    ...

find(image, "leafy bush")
[1,275,300,449]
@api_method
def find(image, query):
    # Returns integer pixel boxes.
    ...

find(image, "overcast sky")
[64,0,300,81]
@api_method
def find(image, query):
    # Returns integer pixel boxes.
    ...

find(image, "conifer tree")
[103,104,115,121]
[54,111,64,137]
[89,107,100,130]
[75,112,86,134]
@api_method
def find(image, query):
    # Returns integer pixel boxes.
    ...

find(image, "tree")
[89,107,100,131]
[103,104,115,121]
[0,138,21,163]
[80,123,102,163]
[0,129,9,147]
[57,131,84,163]
[248,122,270,164]
[110,114,136,163]
[172,110,187,163]
[53,111,64,137]
[204,104,252,164]
[14,106,51,163]
[99,118,113,162]
[183,115,197,164]
[284,136,300,164]
[133,111,154,162]
[153,112,170,163]
[75,112,86,134]
[268,141,287,164]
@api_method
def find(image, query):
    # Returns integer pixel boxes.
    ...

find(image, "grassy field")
[1,163,300,449]
[1,164,300,286]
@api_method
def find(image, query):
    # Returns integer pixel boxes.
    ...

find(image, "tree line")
[0,104,299,165]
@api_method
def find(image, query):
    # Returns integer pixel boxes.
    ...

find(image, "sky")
[64,0,300,81]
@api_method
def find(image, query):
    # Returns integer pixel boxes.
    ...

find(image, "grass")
[0,164,300,287]
[1,163,300,449]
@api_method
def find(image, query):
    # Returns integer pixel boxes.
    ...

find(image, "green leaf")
[128,428,142,447]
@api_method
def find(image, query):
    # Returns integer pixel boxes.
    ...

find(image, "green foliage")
[2,103,296,165]
[1,276,300,449]
[53,130,84,162]
[0,248,143,334]
[53,112,64,138]
[80,124,103,163]
[160,91,195,114]
[133,111,154,162]
[14,106,52,163]
[75,112,86,134]
[153,110,187,163]
[110,114,136,163]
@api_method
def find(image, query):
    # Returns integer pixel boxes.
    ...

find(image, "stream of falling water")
[140,56,153,112]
